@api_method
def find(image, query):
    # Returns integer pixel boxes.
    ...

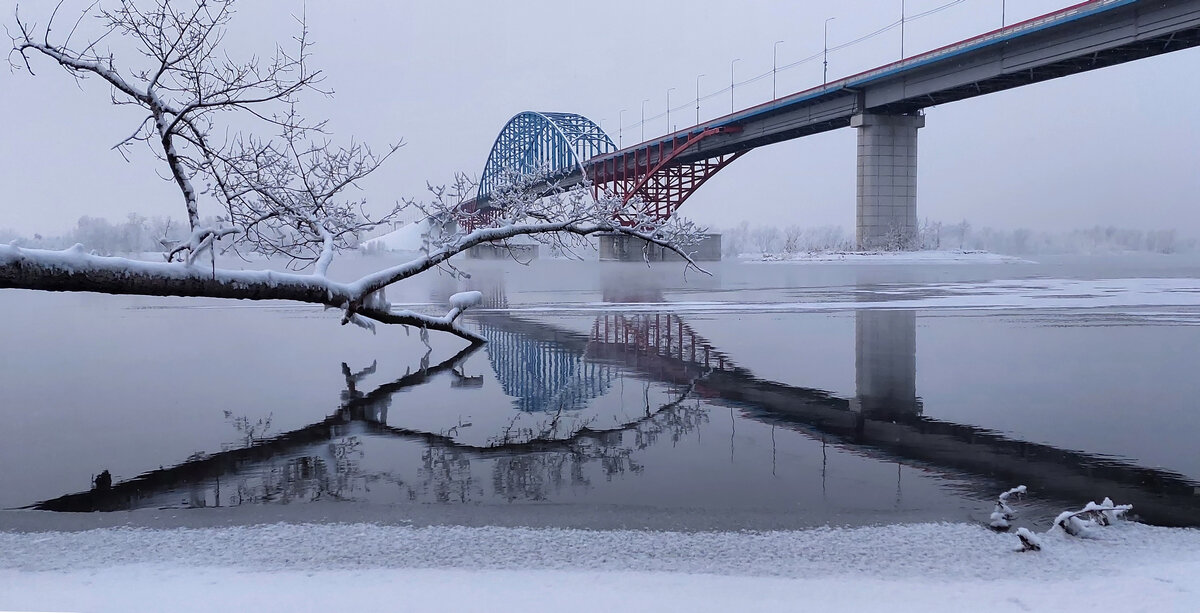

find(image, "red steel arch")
[586,126,744,226]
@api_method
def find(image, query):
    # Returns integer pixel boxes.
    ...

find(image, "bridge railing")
[836,0,1130,90]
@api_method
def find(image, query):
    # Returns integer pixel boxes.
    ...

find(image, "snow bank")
[748,249,1034,264]
[2,521,1199,612]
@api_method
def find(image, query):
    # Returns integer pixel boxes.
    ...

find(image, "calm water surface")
[2,253,1199,529]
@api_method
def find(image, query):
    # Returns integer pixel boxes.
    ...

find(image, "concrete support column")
[852,113,924,251]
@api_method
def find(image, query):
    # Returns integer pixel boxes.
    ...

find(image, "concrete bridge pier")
[852,113,924,250]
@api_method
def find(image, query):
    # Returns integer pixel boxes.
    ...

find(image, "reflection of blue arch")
[478,112,615,202]
[477,322,615,413]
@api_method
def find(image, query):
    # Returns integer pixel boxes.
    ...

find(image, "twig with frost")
[1000,488,1133,551]
[1051,497,1133,537]
[1015,527,1042,552]
[989,484,1027,531]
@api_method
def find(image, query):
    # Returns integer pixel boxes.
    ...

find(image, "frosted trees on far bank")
[2,0,706,343]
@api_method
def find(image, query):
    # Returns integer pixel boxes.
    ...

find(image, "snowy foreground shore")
[2,521,1198,612]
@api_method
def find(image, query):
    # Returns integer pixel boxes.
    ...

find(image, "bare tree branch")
[4,1,710,346]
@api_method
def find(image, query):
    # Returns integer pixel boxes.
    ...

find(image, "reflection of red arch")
[590,313,733,373]
[587,126,745,225]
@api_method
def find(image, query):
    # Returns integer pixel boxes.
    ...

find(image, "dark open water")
[2,253,1199,530]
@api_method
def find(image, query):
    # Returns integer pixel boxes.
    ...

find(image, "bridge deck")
[580,0,1200,182]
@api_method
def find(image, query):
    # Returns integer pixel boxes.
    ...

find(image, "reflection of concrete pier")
[854,309,921,418]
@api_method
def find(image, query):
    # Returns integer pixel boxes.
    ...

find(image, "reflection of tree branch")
[30,345,482,511]
[366,383,698,456]
[30,341,705,510]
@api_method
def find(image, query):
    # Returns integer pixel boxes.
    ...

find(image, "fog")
[1,0,1198,237]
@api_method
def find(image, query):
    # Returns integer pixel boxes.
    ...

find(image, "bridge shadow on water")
[28,277,1200,528]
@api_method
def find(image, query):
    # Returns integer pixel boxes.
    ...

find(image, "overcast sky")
[1,0,1197,237]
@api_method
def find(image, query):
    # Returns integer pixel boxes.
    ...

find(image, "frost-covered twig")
[989,484,1027,531]
[1052,497,1133,537]
[12,1,401,268]
[1002,490,1133,551]
[1015,527,1042,552]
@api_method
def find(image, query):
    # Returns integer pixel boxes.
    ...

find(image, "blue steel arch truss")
[476,320,616,414]
[478,112,615,203]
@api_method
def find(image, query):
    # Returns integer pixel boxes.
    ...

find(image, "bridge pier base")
[597,233,722,262]
[852,113,924,251]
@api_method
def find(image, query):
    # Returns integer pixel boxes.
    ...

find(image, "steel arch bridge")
[461,0,1200,229]
[471,110,742,226]
[477,112,616,203]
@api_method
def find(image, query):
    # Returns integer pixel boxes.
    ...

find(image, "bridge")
[464,0,1200,249]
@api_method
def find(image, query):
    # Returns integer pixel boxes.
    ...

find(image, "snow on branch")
[10,0,401,269]
[1051,498,1133,538]
[985,486,1134,552]
[989,484,1027,531]
[0,243,485,344]
[5,3,709,346]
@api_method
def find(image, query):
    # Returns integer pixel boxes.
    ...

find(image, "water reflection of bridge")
[31,302,1200,526]
[476,310,1200,527]
[479,321,616,413]
[591,313,734,374]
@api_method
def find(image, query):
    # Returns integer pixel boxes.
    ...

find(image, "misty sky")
[1,0,1197,237]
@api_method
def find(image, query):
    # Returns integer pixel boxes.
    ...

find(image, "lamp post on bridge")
[901,0,906,58]
[730,58,741,113]
[695,73,705,125]
[773,40,784,99]
[640,98,649,141]
[618,108,626,147]
[824,17,836,85]
[666,87,676,133]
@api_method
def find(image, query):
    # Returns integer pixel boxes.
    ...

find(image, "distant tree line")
[2,213,373,257]
[4,214,1192,258]
[721,219,1196,256]
[1,214,188,255]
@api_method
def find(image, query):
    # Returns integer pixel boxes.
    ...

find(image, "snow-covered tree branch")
[3,0,709,344]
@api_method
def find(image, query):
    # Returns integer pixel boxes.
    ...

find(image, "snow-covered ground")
[746,249,1035,264]
[2,520,1198,611]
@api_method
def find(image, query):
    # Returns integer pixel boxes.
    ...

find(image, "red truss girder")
[456,199,493,233]
[586,126,745,225]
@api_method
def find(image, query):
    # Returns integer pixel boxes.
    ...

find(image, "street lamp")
[695,73,705,125]
[773,40,784,99]
[730,58,741,113]
[640,98,650,141]
[666,87,676,133]
[901,0,906,58]
[618,108,626,147]
[1002,0,1007,26]
[824,17,836,85]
